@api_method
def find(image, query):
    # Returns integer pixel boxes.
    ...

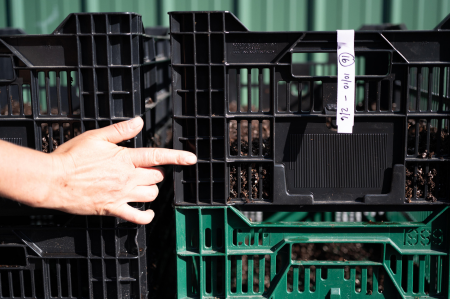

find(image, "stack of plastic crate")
[170,11,450,299]
[0,13,170,298]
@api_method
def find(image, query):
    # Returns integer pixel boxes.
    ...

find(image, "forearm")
[0,140,56,207]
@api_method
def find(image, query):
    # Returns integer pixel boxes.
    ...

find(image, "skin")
[0,117,197,224]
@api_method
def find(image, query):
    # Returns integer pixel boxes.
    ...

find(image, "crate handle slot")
[0,245,27,266]
[0,54,15,82]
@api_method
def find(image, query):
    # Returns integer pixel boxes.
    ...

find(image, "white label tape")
[337,30,355,134]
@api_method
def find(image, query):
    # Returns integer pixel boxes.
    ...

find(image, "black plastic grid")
[171,11,450,207]
[0,14,171,299]
[0,13,171,150]
[0,216,145,298]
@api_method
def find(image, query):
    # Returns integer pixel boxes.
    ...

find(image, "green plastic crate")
[175,206,449,299]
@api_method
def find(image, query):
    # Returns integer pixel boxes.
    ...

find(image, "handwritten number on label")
[337,30,355,133]
[340,108,350,120]
[338,53,355,67]
[342,74,351,89]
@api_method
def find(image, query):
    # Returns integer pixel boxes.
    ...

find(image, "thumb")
[91,117,143,144]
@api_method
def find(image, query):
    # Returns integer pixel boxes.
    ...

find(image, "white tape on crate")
[337,30,355,134]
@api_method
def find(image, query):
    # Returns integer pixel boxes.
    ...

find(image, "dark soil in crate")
[229,164,271,200]
[289,243,383,293]
[41,123,80,153]
[229,103,271,201]
[407,119,449,157]
[0,101,32,116]
[230,138,271,157]
[229,105,270,137]
[235,243,383,294]
[291,243,381,262]
[229,117,271,157]
[1,102,81,152]
[405,165,447,202]
[405,120,449,202]
[228,102,271,155]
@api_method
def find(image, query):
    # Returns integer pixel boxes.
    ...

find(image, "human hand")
[39,117,196,224]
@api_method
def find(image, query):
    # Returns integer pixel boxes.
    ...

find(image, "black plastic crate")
[0,15,170,150]
[170,11,450,208]
[0,14,171,210]
[0,15,171,298]
[0,215,147,298]
[0,28,25,35]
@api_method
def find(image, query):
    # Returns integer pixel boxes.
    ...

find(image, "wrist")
[32,153,65,209]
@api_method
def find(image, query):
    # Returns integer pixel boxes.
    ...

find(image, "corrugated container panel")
[85,0,158,27]
[238,0,308,31]
[389,0,450,29]
[237,0,384,32]
[311,0,384,30]
[309,0,384,65]
[9,0,82,34]
[160,0,235,26]
[4,0,450,34]
[237,0,308,62]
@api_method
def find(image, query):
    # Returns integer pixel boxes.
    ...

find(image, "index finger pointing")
[129,148,197,167]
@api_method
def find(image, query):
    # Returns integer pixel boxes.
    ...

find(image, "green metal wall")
[2,0,449,34]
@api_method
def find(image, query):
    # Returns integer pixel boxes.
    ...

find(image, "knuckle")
[112,122,127,138]
[174,152,183,165]
[151,150,164,165]
[141,150,153,166]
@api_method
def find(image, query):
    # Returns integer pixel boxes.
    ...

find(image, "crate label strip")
[337,30,355,134]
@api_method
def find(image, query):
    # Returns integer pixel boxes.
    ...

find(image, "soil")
[1,102,82,152]
[41,123,81,153]
[0,100,32,116]
[230,138,271,157]
[229,118,271,157]
[404,120,449,202]
[229,116,270,144]
[228,103,271,200]
[291,243,380,262]
[41,129,60,153]
[405,166,444,202]
[407,119,449,157]
[289,243,383,293]
[235,243,383,294]
[0,265,20,268]
[229,164,270,200]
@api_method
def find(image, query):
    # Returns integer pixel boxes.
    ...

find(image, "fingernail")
[128,117,143,129]
[185,154,197,164]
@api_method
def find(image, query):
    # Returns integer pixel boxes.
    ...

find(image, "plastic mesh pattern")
[170,11,450,207]
[0,13,171,298]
